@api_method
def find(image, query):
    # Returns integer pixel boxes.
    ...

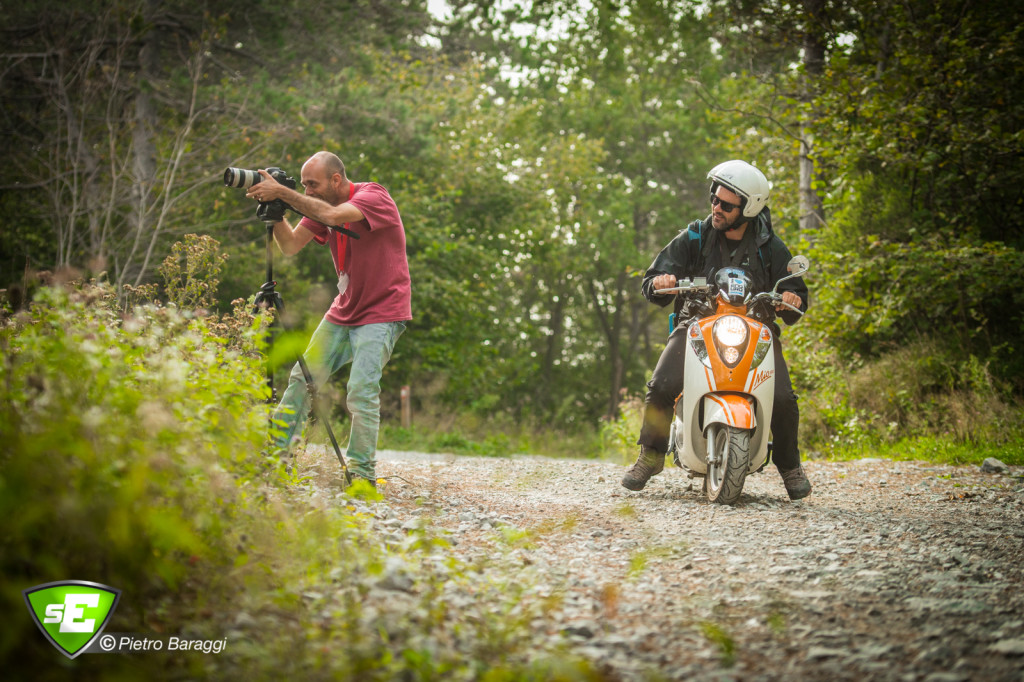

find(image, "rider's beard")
[712,210,740,231]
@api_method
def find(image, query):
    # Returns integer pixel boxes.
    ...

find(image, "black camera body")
[223,166,296,222]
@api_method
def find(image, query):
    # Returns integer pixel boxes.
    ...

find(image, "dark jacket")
[641,207,809,329]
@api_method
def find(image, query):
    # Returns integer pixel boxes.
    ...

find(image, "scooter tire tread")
[706,425,751,505]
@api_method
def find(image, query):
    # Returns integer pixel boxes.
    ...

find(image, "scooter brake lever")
[778,301,804,315]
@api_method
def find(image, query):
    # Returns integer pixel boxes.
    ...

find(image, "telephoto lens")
[223,167,262,188]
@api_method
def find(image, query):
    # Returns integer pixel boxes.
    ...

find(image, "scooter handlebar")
[778,301,804,315]
[653,283,802,315]
[654,280,711,295]
[751,291,804,316]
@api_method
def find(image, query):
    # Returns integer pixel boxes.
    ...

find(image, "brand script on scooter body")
[750,368,774,392]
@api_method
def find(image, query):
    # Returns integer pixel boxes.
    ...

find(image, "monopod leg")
[294,353,352,485]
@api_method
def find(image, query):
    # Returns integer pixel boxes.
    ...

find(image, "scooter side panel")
[676,328,714,473]
[746,338,776,470]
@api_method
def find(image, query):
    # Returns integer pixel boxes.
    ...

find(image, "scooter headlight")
[714,315,748,347]
[713,315,749,368]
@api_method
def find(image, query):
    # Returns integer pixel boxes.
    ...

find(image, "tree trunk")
[536,292,565,411]
[120,0,160,288]
[799,0,827,233]
[587,276,625,421]
[607,276,625,421]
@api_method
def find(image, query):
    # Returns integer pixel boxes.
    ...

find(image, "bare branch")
[687,77,807,145]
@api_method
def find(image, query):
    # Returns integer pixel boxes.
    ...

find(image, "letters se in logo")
[23,581,121,659]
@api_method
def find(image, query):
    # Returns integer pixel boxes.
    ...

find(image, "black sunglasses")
[710,194,740,213]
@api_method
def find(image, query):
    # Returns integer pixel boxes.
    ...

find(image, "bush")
[159,234,230,310]
[806,232,1024,391]
[600,393,644,464]
[0,283,270,673]
[795,337,1024,464]
[0,282,594,680]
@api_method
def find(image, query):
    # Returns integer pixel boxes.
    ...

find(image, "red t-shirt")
[298,182,412,325]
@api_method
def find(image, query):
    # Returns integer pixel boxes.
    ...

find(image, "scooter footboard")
[703,394,756,430]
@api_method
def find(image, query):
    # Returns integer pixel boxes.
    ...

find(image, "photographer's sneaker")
[781,465,812,500]
[621,447,665,491]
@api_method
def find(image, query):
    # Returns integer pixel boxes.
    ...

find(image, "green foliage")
[0,283,269,670]
[427,430,513,458]
[600,393,646,464]
[379,413,604,460]
[0,284,598,675]
[503,0,729,420]
[792,335,1024,465]
[0,284,600,678]
[700,0,1024,457]
[345,477,383,502]
[814,0,1024,246]
[807,233,1024,386]
[3,0,1023,462]
[627,552,648,578]
[159,234,230,310]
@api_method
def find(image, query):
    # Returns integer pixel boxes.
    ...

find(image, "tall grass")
[795,338,1024,465]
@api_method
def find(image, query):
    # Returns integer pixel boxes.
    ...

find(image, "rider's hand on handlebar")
[652,274,677,291]
[775,291,802,311]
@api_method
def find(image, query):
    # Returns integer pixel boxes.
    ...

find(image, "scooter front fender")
[703,394,757,430]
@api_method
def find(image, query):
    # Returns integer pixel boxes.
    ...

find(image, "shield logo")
[23,581,121,659]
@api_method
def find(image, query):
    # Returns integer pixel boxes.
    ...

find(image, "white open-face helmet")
[707,160,770,219]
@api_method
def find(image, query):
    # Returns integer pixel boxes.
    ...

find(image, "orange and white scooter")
[656,257,809,504]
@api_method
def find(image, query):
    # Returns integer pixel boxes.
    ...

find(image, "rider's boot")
[780,465,812,500]
[621,446,665,491]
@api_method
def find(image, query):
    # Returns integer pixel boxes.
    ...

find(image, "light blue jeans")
[271,318,406,480]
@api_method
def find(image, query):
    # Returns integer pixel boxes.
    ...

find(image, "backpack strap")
[686,219,708,265]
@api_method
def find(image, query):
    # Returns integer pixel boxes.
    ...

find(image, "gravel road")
[297,448,1024,681]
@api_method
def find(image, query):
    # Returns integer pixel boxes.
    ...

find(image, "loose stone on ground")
[297,448,1024,681]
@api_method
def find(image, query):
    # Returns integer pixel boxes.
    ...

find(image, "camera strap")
[332,182,357,277]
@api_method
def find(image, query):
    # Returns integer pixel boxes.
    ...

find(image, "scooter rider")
[622,160,812,500]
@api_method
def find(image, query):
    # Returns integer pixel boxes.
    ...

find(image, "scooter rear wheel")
[703,423,751,505]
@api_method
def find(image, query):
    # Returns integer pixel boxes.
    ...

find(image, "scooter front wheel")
[703,423,751,505]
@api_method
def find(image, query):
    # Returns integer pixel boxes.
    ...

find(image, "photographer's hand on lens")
[246,169,283,203]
